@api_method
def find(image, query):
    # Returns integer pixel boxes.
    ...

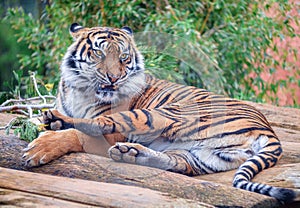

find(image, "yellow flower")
[37,123,49,131]
[45,83,54,92]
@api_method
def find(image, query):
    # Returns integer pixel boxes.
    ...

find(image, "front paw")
[22,130,83,167]
[43,110,74,130]
[22,131,62,167]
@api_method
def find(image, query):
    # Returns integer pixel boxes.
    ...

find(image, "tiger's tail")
[232,135,296,203]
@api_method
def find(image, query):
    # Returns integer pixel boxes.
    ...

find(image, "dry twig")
[0,72,55,118]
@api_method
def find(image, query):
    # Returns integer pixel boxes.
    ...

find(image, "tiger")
[22,23,295,203]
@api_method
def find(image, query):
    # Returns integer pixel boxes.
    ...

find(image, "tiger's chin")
[95,91,120,104]
[95,74,146,105]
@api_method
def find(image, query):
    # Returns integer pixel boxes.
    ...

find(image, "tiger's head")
[61,23,145,104]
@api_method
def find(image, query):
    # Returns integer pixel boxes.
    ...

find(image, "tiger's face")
[61,23,145,104]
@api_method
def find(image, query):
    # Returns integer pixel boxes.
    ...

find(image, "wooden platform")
[0,102,299,207]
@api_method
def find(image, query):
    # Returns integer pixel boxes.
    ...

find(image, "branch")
[0,72,56,119]
[203,24,227,38]
[0,117,19,131]
[0,103,54,113]
[1,96,56,107]
[199,0,215,35]
[30,72,46,104]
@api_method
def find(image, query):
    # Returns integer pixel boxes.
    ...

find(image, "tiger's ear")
[69,23,85,40]
[121,26,133,36]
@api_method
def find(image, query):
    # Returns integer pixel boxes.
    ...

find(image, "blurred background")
[0,0,299,107]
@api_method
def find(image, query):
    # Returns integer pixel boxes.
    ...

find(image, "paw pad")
[108,143,139,163]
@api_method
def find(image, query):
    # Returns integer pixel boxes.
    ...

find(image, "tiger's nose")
[107,72,121,84]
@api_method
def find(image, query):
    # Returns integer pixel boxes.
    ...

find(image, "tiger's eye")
[94,50,104,58]
[120,53,129,60]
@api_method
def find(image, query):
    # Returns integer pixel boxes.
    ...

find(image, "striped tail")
[232,135,296,203]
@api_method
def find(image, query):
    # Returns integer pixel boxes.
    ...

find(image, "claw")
[23,152,39,167]
[22,152,28,159]
[22,144,35,152]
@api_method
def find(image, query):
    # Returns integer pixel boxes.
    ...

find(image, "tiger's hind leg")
[108,142,201,175]
[108,142,251,176]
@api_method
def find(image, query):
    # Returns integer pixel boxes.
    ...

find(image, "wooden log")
[0,134,279,207]
[0,167,212,208]
[0,188,98,208]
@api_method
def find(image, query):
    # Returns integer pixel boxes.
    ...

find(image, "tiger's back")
[26,23,295,203]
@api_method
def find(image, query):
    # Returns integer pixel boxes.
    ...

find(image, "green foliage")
[0,12,31,102]
[3,0,298,104]
[6,117,40,142]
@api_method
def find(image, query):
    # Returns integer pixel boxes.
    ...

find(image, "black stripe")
[205,127,271,140]
[79,45,86,60]
[248,158,263,172]
[243,168,253,178]
[155,94,171,108]
[131,110,139,119]
[91,31,109,36]
[67,56,77,69]
[194,93,210,100]
[260,185,272,195]
[265,142,281,147]
[91,107,112,119]
[105,116,124,133]
[239,165,257,177]
[141,109,154,129]
[237,171,251,181]
[227,103,271,127]
[215,152,233,162]
[184,116,250,138]
[257,154,270,169]
[86,38,92,46]
[247,183,254,191]
[175,90,193,101]
[98,40,107,47]
[214,144,244,149]
[233,178,246,187]
[119,112,134,131]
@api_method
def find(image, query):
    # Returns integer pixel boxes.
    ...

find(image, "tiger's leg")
[40,108,182,138]
[22,129,113,167]
[108,142,201,175]
[108,142,254,176]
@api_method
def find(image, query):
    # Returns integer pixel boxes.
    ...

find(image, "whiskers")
[83,77,98,95]
[119,72,146,98]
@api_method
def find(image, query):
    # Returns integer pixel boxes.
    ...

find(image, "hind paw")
[108,142,142,163]
[108,142,160,165]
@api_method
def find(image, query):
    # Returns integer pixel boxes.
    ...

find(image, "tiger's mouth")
[97,84,117,92]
